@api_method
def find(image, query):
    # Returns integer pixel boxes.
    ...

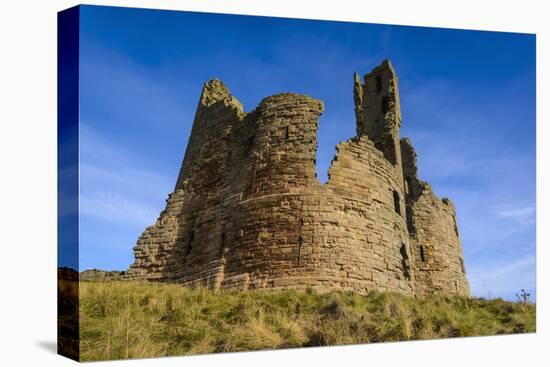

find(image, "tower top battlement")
[354,59,403,165]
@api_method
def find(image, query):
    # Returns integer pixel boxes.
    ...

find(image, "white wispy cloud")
[80,163,171,195]
[80,192,159,227]
[468,254,536,300]
[487,204,536,225]
[398,72,536,301]
[469,254,535,283]
[79,124,173,228]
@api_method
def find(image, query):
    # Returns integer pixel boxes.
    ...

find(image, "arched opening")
[393,190,401,215]
[375,75,383,93]
[297,236,303,265]
[186,230,194,256]
[400,243,411,280]
[246,135,255,156]
[381,96,390,114]
[405,176,414,197]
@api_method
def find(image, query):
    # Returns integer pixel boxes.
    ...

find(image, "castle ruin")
[127,60,470,297]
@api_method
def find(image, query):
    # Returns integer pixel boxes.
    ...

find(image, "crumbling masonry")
[127,60,470,297]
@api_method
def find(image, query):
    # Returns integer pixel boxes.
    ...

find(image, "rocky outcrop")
[80,269,127,281]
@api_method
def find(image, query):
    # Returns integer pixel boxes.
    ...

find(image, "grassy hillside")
[79,281,535,361]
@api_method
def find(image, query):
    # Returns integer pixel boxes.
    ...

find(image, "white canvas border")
[0,0,546,366]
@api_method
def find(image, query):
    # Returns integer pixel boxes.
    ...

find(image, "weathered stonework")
[127,60,470,297]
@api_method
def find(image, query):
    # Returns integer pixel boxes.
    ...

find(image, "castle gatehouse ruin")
[127,59,470,297]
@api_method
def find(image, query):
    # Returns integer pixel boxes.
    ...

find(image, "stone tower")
[355,59,402,168]
[127,60,470,297]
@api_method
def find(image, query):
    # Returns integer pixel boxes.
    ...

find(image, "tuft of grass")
[78,282,536,361]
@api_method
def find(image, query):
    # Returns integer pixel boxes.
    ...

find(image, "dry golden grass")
[78,281,535,361]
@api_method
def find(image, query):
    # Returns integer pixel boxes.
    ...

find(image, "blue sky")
[75,5,536,301]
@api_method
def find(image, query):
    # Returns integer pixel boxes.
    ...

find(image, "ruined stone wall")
[222,134,415,295]
[319,137,414,294]
[129,79,248,282]
[129,190,186,281]
[401,139,470,296]
[127,60,470,297]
